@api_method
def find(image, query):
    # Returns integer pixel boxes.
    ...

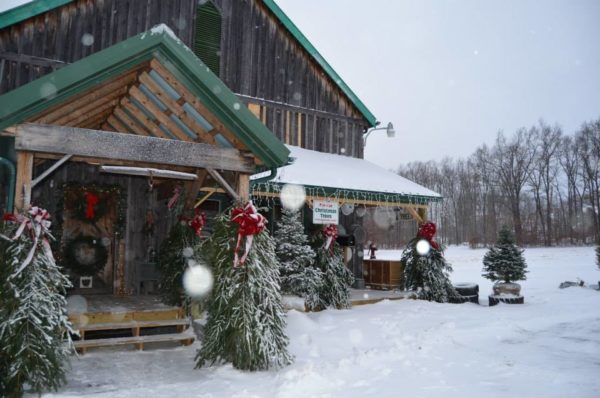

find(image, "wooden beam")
[417,207,427,223]
[184,169,208,211]
[406,206,424,224]
[138,72,215,144]
[194,187,218,208]
[14,123,256,173]
[66,100,118,127]
[150,60,244,149]
[206,168,240,201]
[106,115,130,133]
[237,174,250,203]
[51,87,127,126]
[14,151,33,212]
[79,108,116,130]
[113,107,147,135]
[120,97,164,138]
[33,71,139,124]
[128,85,191,141]
[100,166,197,180]
[31,154,72,188]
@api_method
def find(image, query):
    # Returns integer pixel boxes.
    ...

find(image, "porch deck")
[67,294,178,316]
[350,288,416,306]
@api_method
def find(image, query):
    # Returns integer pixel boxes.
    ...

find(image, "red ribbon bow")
[322,224,338,254]
[417,221,439,250]
[1,207,54,275]
[231,201,266,267]
[189,211,207,237]
[84,192,99,220]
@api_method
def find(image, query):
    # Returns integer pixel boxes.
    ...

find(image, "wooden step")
[74,331,195,353]
[73,318,190,333]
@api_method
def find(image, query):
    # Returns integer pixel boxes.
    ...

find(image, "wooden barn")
[0,0,440,350]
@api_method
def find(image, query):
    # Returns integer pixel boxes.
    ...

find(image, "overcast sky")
[2,1,599,170]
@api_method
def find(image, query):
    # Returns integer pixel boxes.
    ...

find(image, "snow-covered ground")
[42,246,599,398]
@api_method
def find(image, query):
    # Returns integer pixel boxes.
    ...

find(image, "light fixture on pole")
[363,122,395,146]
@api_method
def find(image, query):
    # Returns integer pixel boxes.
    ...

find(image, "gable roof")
[0,0,378,127]
[0,24,290,168]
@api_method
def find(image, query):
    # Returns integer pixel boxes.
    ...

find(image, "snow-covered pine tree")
[195,211,292,371]
[313,234,354,309]
[482,226,528,283]
[401,228,459,303]
[0,212,73,397]
[274,208,322,309]
[157,220,199,310]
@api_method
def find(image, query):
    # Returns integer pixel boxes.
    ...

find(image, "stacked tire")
[451,283,479,304]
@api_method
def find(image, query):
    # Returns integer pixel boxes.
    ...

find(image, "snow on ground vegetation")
[42,246,599,398]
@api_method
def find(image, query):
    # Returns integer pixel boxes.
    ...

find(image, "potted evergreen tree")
[482,226,528,305]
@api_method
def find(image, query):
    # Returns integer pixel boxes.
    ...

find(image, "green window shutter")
[194,2,221,75]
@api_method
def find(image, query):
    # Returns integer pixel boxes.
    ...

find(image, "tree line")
[397,118,600,247]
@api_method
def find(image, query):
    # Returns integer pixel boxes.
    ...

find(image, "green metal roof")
[0,25,290,168]
[262,0,378,127]
[0,0,378,127]
[0,0,71,30]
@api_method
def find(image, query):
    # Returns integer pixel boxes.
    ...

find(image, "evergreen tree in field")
[274,208,322,309]
[596,242,600,271]
[157,220,199,310]
[0,211,73,397]
[482,226,528,283]
[313,234,354,309]
[196,211,292,371]
[401,223,459,303]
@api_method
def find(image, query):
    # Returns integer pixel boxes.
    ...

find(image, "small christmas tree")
[313,225,354,309]
[0,210,73,397]
[401,222,459,303]
[274,208,322,309]
[157,220,200,310]
[482,226,528,284]
[196,208,292,371]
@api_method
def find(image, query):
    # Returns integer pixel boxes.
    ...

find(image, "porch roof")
[0,24,290,169]
[251,145,442,207]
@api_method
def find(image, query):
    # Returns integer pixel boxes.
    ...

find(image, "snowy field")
[41,246,599,398]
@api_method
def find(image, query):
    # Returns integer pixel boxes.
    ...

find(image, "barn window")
[194,1,222,75]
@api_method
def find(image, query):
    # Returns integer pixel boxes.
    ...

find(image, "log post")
[14,151,33,212]
[237,174,250,203]
[183,169,208,213]
[417,207,428,223]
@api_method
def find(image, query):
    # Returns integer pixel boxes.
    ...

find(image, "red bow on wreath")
[417,221,439,250]
[322,224,338,255]
[189,210,206,237]
[231,201,266,268]
[84,192,99,220]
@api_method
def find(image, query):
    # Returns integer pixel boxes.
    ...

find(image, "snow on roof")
[253,145,441,199]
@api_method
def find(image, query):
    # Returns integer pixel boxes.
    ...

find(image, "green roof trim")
[0,25,290,168]
[0,0,378,127]
[0,0,71,30]
[262,0,378,127]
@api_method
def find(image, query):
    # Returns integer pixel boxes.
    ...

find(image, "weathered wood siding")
[31,161,176,292]
[0,0,368,157]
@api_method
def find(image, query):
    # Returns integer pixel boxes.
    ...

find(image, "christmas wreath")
[63,236,108,276]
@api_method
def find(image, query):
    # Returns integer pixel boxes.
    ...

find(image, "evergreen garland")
[482,226,528,283]
[401,237,459,303]
[157,220,200,309]
[274,208,322,310]
[196,211,292,371]
[0,214,73,397]
[62,235,108,275]
[313,237,354,309]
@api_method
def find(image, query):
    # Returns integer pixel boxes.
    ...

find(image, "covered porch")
[0,25,290,350]
[251,145,441,289]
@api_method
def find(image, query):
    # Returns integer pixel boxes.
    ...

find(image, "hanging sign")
[312,200,339,225]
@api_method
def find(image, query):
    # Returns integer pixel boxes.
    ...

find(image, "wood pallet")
[70,307,194,354]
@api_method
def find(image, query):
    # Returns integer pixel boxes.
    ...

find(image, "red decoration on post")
[167,187,182,209]
[322,224,338,255]
[189,210,207,237]
[84,192,99,220]
[417,221,439,250]
[231,201,267,268]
